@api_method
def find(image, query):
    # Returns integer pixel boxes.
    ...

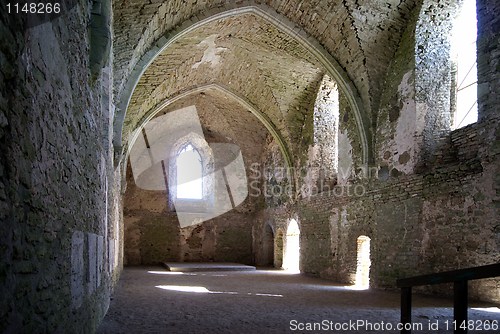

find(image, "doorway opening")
[355,235,371,289]
[283,219,300,273]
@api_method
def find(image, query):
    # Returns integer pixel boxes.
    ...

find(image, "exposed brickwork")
[477,0,500,122]
[121,13,325,163]
[123,92,266,265]
[1,0,499,331]
[124,167,256,265]
[113,0,418,151]
[255,0,499,303]
[261,118,499,302]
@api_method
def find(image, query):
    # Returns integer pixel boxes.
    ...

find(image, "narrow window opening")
[283,219,300,273]
[313,75,339,186]
[355,235,371,289]
[176,144,203,199]
[451,0,478,129]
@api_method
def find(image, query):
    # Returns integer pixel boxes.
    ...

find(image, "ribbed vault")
[113,1,419,162]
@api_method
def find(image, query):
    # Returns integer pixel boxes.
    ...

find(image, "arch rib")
[115,3,372,165]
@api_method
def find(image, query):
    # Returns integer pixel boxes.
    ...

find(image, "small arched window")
[176,144,203,199]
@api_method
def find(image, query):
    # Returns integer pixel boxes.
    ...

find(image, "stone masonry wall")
[0,4,119,332]
[257,117,499,302]
[123,164,255,266]
[256,0,499,303]
[476,0,499,122]
[294,118,499,303]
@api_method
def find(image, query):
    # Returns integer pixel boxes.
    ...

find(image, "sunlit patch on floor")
[256,269,300,275]
[148,271,226,276]
[254,293,283,297]
[155,285,283,297]
[148,271,185,275]
[156,285,210,293]
[344,285,370,291]
[297,283,371,292]
[472,307,500,313]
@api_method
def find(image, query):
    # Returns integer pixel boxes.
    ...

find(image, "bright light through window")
[176,144,203,199]
[355,236,371,290]
[283,219,300,273]
[452,0,478,129]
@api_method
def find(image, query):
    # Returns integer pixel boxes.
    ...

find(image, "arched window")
[176,144,203,199]
[451,0,477,129]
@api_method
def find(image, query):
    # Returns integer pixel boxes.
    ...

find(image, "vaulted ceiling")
[113,0,419,165]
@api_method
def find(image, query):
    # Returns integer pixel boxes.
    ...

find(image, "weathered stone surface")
[0,2,117,332]
[71,231,85,310]
[254,0,499,303]
[113,0,418,127]
[1,0,499,332]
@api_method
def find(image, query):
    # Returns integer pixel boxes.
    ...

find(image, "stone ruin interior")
[0,0,499,332]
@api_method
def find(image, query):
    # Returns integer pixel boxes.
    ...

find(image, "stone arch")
[133,84,292,168]
[122,84,294,186]
[114,3,372,165]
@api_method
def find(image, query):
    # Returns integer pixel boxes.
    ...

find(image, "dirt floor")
[97,266,500,333]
